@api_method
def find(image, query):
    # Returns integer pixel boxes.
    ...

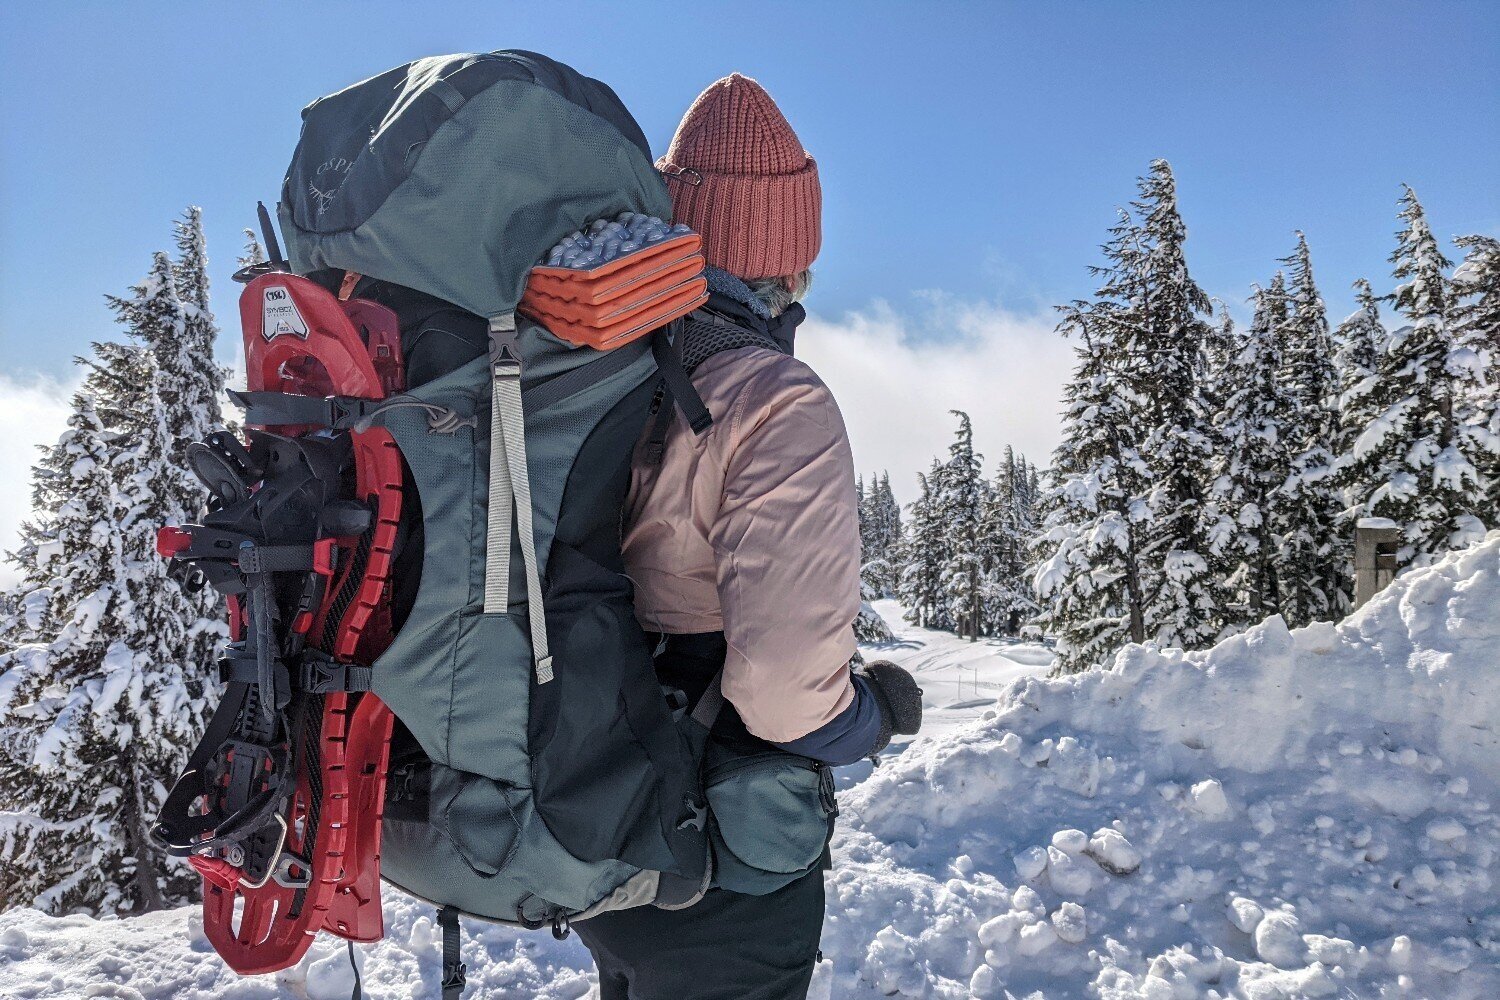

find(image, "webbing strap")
[483,317,553,684]
[437,906,466,1000]
[690,669,726,731]
[482,377,514,613]
[652,324,712,434]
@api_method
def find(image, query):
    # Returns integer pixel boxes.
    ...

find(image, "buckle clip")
[441,963,467,991]
[312,537,338,577]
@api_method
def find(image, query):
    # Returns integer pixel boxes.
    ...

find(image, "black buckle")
[298,655,373,694]
[441,962,467,991]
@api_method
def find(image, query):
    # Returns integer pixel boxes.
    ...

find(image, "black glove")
[862,660,924,756]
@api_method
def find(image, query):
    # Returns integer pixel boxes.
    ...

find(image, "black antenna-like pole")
[257,201,288,269]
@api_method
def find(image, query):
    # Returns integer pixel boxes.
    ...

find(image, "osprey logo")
[262,286,309,340]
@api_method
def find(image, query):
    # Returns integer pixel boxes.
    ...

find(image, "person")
[571,72,924,1000]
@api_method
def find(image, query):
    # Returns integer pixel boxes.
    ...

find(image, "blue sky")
[3,1,1496,381]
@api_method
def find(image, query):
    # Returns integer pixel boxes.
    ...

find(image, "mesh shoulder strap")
[679,310,782,376]
[642,311,784,464]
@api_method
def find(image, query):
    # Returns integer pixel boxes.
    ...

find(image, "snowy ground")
[2,537,1497,998]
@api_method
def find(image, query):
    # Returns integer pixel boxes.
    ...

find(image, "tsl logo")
[262,286,309,340]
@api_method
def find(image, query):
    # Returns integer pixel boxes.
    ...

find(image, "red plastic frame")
[197,273,402,974]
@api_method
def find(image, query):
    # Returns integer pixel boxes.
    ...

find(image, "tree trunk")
[121,746,166,913]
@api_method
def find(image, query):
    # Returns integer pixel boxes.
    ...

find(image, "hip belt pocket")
[704,747,835,895]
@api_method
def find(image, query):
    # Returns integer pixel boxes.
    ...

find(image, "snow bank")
[1,536,1496,998]
[824,532,1499,998]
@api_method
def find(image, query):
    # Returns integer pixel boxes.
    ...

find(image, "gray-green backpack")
[278,48,718,975]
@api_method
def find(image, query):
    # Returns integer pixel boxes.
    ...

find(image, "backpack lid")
[278,50,672,321]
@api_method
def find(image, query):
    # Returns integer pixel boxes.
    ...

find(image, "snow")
[3,536,1499,997]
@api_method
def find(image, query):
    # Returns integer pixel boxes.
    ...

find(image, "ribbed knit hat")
[657,73,821,280]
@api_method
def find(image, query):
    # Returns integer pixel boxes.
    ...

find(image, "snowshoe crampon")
[153,266,403,974]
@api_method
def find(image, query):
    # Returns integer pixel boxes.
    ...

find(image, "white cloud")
[799,297,1070,505]
[0,372,76,588]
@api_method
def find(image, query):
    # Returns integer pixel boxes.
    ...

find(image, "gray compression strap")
[484,316,553,684]
[438,906,465,1000]
[690,670,725,730]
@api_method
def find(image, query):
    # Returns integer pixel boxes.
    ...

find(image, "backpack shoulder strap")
[641,309,786,464]
[680,307,783,376]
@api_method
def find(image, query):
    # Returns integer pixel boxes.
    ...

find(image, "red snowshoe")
[153,220,403,974]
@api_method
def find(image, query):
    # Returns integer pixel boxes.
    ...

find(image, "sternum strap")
[483,316,553,684]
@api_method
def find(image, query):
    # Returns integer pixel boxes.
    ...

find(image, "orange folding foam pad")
[521,233,709,350]
[524,274,708,351]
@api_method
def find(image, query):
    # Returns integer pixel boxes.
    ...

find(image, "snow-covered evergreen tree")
[935,412,987,640]
[1333,279,1388,463]
[897,465,947,629]
[1343,187,1489,565]
[1130,161,1223,648]
[1,241,226,915]
[107,250,222,667]
[1033,160,1222,669]
[978,447,1037,636]
[238,227,267,269]
[1031,285,1150,673]
[3,343,154,646]
[0,356,208,914]
[1210,277,1292,628]
[171,207,225,443]
[857,472,903,600]
[1450,234,1500,507]
[1275,233,1348,625]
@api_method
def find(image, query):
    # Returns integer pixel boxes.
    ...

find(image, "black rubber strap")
[236,543,316,574]
[348,940,362,1000]
[438,906,466,1000]
[228,389,381,429]
[652,325,712,434]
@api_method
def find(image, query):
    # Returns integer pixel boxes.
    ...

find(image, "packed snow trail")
[2,537,1497,998]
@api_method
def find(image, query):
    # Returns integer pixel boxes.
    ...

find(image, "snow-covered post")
[1353,517,1401,608]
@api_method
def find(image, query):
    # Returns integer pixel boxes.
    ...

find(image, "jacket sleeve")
[708,353,862,743]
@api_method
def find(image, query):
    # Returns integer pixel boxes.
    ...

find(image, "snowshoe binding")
[152,208,403,974]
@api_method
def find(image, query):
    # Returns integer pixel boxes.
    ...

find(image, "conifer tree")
[1332,280,1388,463]
[1032,292,1150,673]
[857,472,902,599]
[897,465,946,629]
[0,359,207,913]
[1032,160,1221,670]
[1,245,225,914]
[1276,233,1348,624]
[238,227,267,269]
[1211,277,1292,627]
[172,208,226,438]
[109,250,223,662]
[936,412,987,640]
[3,343,154,645]
[1450,234,1500,507]
[979,448,1035,635]
[1344,187,1489,565]
[1130,161,1222,648]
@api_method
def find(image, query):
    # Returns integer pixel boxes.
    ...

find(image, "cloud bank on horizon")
[802,297,1069,502]
[0,298,1071,587]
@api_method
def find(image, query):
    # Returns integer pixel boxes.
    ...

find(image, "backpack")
[153,51,723,990]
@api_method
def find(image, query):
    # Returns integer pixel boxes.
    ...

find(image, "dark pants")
[574,867,826,1000]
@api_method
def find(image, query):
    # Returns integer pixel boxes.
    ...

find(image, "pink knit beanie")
[657,73,821,281]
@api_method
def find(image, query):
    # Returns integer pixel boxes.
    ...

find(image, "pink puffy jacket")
[621,345,861,743]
